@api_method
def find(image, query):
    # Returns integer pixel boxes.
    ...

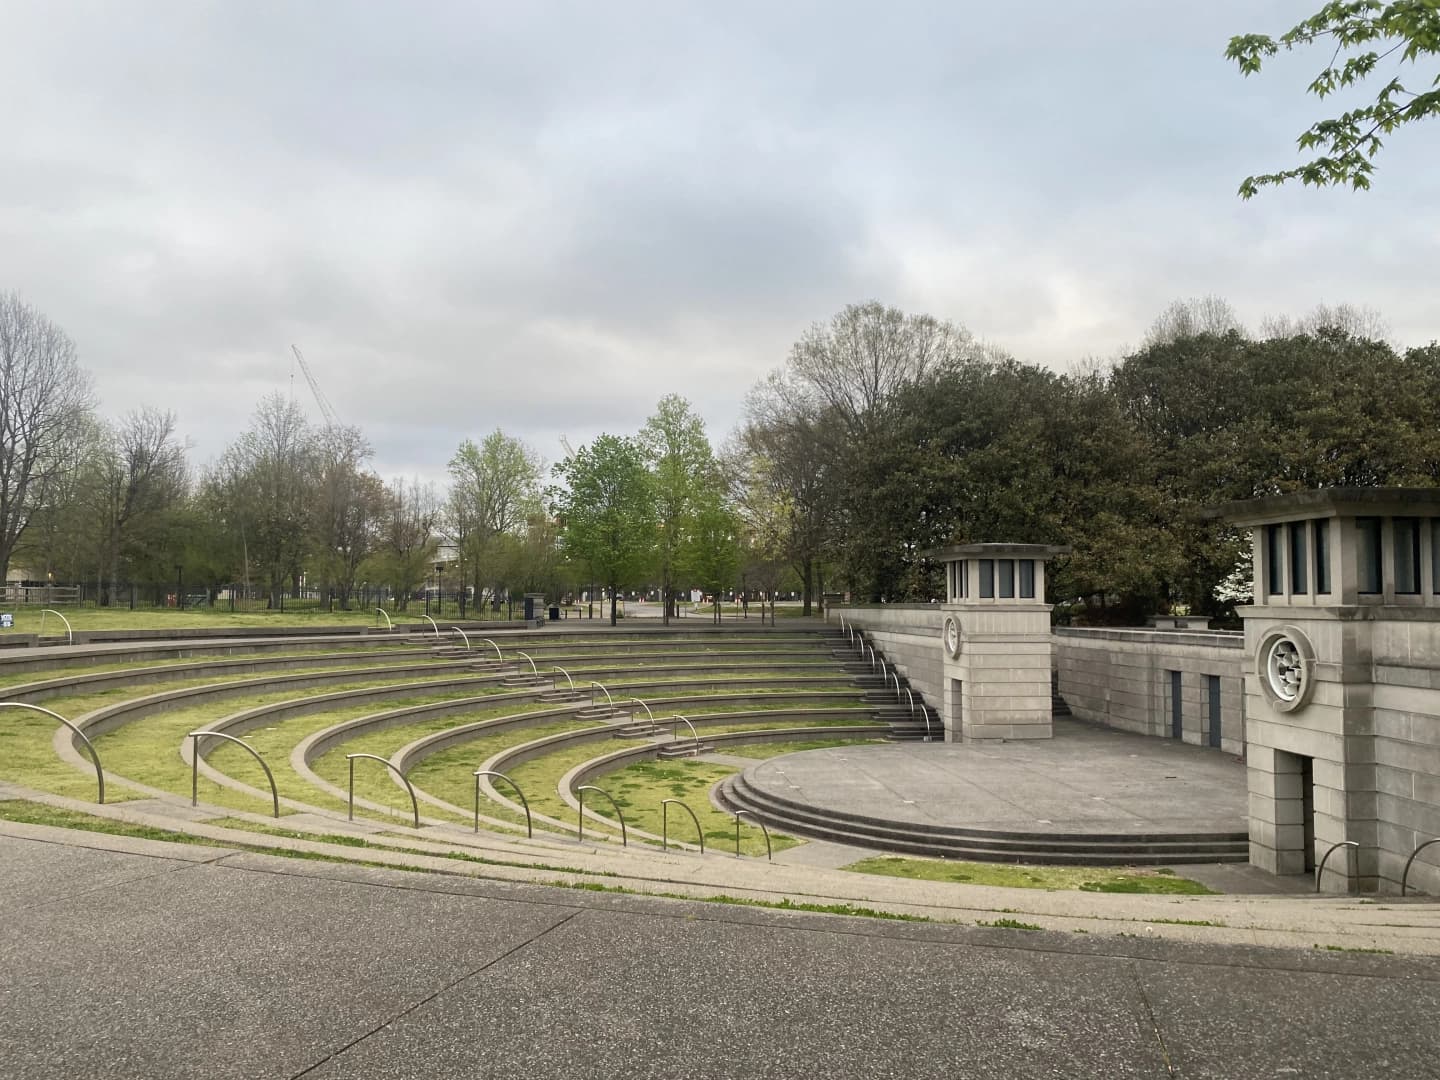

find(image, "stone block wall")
[1053,627,1246,755]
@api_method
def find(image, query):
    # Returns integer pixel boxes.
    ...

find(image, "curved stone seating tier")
[0,648,466,705]
[555,726,890,848]
[401,719,887,845]
[50,666,513,782]
[0,633,436,679]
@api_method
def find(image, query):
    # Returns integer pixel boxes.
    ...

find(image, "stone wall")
[1053,627,1247,755]
[831,609,1246,753]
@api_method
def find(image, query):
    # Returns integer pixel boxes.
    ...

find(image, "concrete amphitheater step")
[715,773,1248,866]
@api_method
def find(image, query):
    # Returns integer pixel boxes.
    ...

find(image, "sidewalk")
[5,781,1438,957]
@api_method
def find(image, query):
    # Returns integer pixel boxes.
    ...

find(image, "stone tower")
[926,543,1070,742]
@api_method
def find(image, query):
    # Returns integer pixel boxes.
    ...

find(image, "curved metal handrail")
[867,643,877,671]
[375,607,393,630]
[0,702,104,803]
[421,614,440,637]
[661,799,704,853]
[482,637,503,660]
[905,687,916,719]
[630,697,654,724]
[576,785,627,846]
[189,730,280,818]
[1315,840,1360,893]
[553,666,575,691]
[39,608,74,644]
[473,769,532,837]
[450,626,470,650]
[670,713,700,748]
[590,681,615,710]
[517,651,538,675]
[891,670,902,699]
[1401,837,1440,897]
[734,810,773,861]
[346,753,420,828]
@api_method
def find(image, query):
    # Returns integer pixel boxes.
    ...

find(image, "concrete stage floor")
[744,718,1249,837]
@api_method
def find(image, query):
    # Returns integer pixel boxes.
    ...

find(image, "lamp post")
[435,561,444,619]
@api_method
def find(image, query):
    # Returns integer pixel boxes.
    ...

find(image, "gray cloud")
[1,1,1435,483]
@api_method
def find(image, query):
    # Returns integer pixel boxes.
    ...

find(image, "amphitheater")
[2,611,1436,960]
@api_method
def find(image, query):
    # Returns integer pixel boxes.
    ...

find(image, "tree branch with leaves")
[1228,1,1440,196]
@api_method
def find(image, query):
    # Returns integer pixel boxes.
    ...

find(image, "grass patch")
[977,918,1043,931]
[1149,918,1226,927]
[842,855,1217,895]
[1314,943,1395,954]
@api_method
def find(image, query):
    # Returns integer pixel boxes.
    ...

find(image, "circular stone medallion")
[942,615,962,659]
[1258,628,1315,712]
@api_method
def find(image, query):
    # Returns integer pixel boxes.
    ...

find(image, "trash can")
[523,595,536,621]
[548,605,560,621]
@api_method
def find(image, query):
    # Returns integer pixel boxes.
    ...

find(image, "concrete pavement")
[4,828,1440,1079]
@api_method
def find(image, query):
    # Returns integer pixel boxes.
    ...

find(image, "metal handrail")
[0,702,104,803]
[906,687,916,719]
[189,730,280,818]
[891,670,902,699]
[867,643,877,671]
[590,681,615,710]
[671,713,700,748]
[421,614,440,637]
[375,608,393,630]
[473,769,532,837]
[734,810,773,861]
[553,666,575,691]
[661,799,705,853]
[450,626,470,650]
[630,697,654,726]
[482,637,503,660]
[1401,837,1440,896]
[346,753,420,828]
[39,608,73,644]
[576,785,627,846]
[1315,840,1360,893]
[517,651,538,675]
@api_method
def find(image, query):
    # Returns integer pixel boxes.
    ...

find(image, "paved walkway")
[742,719,1247,836]
[3,827,1439,1079]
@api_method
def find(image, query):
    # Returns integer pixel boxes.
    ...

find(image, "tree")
[1144,296,1245,347]
[551,435,654,626]
[309,425,384,610]
[371,477,438,612]
[91,409,188,606]
[682,482,742,624]
[1259,302,1390,341]
[0,292,94,580]
[639,394,713,624]
[446,430,542,614]
[215,394,314,608]
[1228,2,1440,196]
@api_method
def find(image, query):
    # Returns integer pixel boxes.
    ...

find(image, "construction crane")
[291,345,340,428]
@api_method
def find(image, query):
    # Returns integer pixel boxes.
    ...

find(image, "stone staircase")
[826,633,942,742]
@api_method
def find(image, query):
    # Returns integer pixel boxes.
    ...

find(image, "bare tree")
[216,393,314,607]
[375,477,438,611]
[783,301,1000,437]
[1260,303,1391,342]
[1143,296,1246,346]
[93,409,188,605]
[310,424,383,609]
[0,293,94,579]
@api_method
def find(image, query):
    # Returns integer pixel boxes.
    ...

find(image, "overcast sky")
[3,1,1437,483]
